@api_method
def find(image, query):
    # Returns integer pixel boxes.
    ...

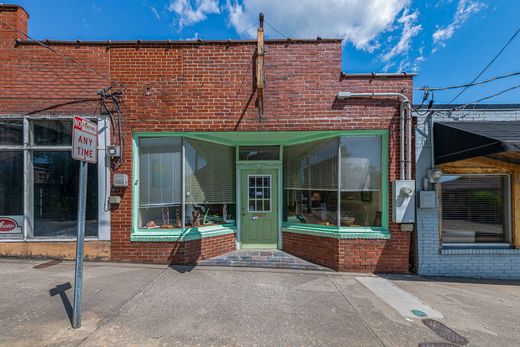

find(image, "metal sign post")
[71,115,97,329]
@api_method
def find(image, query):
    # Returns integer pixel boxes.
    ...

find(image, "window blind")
[185,138,235,204]
[139,137,182,207]
[340,136,382,191]
[284,138,338,191]
[441,175,508,243]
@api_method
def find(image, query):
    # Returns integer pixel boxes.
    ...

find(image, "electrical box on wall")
[113,174,128,187]
[392,180,415,223]
[419,190,437,208]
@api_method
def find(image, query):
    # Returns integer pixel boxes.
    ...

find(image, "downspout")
[335,91,411,180]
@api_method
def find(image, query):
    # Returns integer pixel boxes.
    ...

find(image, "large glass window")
[0,151,24,216]
[185,138,236,227]
[0,120,23,145]
[33,152,98,237]
[284,138,338,226]
[137,137,236,230]
[441,175,509,244]
[284,135,384,228]
[340,136,382,227]
[138,137,182,229]
[0,117,102,239]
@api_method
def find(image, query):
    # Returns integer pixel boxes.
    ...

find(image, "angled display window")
[136,136,236,231]
[283,134,385,230]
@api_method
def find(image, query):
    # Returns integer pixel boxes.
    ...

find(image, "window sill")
[441,245,520,256]
[131,224,236,242]
[282,223,390,239]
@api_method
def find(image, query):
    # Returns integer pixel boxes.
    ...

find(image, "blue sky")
[14,0,520,104]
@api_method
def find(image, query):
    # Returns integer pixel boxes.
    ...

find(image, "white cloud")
[168,0,221,30]
[225,0,410,52]
[432,0,485,48]
[381,8,422,62]
[151,6,161,20]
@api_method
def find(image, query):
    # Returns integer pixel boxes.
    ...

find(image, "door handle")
[251,216,260,220]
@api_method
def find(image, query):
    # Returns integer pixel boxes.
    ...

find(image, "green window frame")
[131,130,389,242]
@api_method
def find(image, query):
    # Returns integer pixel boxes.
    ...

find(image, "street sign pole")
[72,160,88,329]
[71,115,97,329]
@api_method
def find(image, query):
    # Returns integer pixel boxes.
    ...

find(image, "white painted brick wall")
[414,108,520,279]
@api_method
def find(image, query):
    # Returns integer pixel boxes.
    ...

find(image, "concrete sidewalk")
[0,258,519,346]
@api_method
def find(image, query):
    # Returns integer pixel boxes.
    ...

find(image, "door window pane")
[339,136,382,227]
[248,175,271,212]
[31,120,72,146]
[441,175,508,243]
[0,151,23,215]
[239,146,280,160]
[0,120,23,145]
[33,151,98,237]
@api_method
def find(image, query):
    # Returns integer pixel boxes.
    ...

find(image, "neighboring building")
[0,4,415,272]
[415,104,520,279]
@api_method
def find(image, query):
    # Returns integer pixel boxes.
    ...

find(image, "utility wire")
[448,27,520,104]
[456,84,520,110]
[0,17,119,86]
[419,71,520,91]
[264,20,289,39]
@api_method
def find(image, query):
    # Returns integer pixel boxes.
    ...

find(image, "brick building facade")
[0,4,413,273]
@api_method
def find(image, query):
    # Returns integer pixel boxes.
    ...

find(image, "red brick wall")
[283,232,339,270]
[284,231,410,273]
[0,6,413,271]
[111,233,236,264]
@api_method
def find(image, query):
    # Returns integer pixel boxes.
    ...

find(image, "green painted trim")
[381,131,390,230]
[133,130,388,146]
[282,223,390,240]
[130,225,236,242]
[131,130,391,240]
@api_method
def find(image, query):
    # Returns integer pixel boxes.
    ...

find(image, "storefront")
[1,4,413,272]
[415,105,520,279]
[131,131,388,249]
[0,116,110,258]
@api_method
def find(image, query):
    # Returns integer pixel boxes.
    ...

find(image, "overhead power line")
[419,71,520,91]
[457,84,520,109]
[448,27,520,104]
[0,17,119,86]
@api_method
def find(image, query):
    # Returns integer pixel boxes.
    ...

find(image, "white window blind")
[185,138,235,204]
[139,137,182,207]
[340,136,382,191]
[441,175,508,243]
[284,138,338,191]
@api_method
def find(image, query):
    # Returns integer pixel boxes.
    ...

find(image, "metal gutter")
[15,38,342,47]
[336,91,412,180]
[341,72,416,78]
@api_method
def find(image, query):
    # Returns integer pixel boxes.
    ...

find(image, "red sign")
[72,116,98,163]
[0,218,17,233]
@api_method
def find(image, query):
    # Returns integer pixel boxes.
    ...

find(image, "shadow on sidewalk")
[49,282,73,326]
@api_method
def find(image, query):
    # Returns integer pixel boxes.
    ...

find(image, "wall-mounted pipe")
[335,91,411,180]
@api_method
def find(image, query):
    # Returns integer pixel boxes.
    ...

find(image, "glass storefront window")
[284,138,338,226]
[31,120,72,146]
[185,138,236,227]
[138,137,182,229]
[340,136,382,227]
[137,137,236,230]
[283,135,384,228]
[33,151,98,237]
[239,146,280,161]
[441,175,509,244]
[0,120,23,145]
[0,151,24,216]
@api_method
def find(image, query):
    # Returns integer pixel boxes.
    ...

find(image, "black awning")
[433,121,520,165]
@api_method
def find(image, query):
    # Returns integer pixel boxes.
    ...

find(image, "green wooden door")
[240,168,278,248]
